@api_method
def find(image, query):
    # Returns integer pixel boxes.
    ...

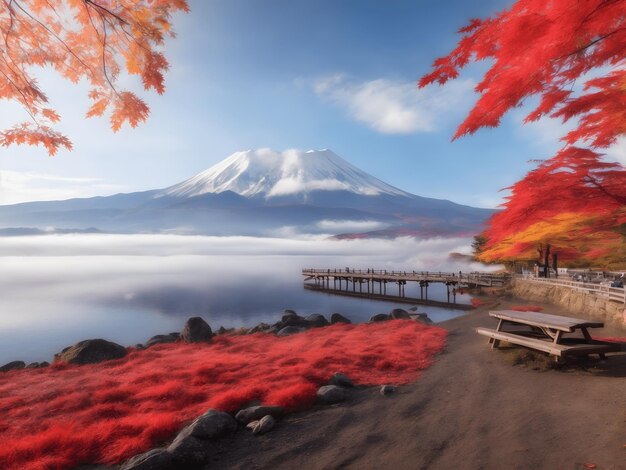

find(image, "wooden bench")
[476,310,621,361]
[475,327,619,358]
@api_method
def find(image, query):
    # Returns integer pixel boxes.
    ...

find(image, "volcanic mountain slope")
[0,149,493,237]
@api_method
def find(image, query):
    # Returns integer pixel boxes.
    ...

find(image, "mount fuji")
[0,149,493,237]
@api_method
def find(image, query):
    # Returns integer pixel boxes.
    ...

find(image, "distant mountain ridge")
[0,149,493,238]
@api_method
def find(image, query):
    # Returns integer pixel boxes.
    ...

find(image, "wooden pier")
[302,268,509,307]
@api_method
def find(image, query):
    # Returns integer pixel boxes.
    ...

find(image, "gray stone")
[39,361,50,368]
[181,317,213,343]
[329,372,354,388]
[181,409,237,440]
[247,322,271,334]
[145,334,178,347]
[246,415,275,435]
[26,362,40,369]
[119,448,175,470]
[305,313,329,327]
[390,308,411,319]
[369,313,390,322]
[217,326,227,335]
[280,313,308,328]
[167,434,209,464]
[54,339,127,365]
[408,306,418,312]
[0,360,25,372]
[235,405,284,424]
[380,385,397,395]
[330,313,351,324]
[134,344,146,350]
[415,313,433,324]
[317,385,350,404]
[283,309,298,315]
[276,326,306,336]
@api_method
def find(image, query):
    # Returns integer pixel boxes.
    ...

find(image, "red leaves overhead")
[420,0,626,267]
[0,0,189,155]
[419,0,626,147]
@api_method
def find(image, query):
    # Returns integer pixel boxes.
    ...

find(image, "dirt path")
[204,297,626,470]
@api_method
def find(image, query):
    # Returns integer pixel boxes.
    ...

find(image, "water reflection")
[0,235,492,363]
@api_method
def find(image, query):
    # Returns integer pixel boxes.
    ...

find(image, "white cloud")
[316,219,388,232]
[0,170,127,205]
[312,74,475,134]
[605,136,626,165]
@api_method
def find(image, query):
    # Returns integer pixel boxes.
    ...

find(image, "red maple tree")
[0,0,189,155]
[420,0,626,267]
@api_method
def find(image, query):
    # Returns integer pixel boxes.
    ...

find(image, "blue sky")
[1,0,623,207]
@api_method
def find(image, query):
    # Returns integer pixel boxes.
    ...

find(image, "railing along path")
[520,276,626,305]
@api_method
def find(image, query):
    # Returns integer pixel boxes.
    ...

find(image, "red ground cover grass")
[470,298,485,307]
[0,320,446,470]
[510,305,544,312]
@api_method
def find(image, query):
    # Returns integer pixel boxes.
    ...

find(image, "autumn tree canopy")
[0,0,189,155]
[420,0,626,268]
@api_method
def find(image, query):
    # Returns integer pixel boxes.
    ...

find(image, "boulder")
[39,361,50,368]
[330,313,351,324]
[235,405,284,424]
[54,339,127,365]
[415,313,433,324]
[369,313,390,322]
[120,448,175,470]
[26,362,40,369]
[0,360,25,372]
[181,317,213,343]
[179,409,237,440]
[390,308,411,320]
[145,334,178,347]
[217,326,227,335]
[280,313,308,328]
[246,415,275,435]
[380,385,397,395]
[329,372,354,388]
[408,306,418,312]
[276,326,306,336]
[167,434,208,465]
[247,323,271,334]
[305,313,329,328]
[283,309,298,315]
[317,385,350,404]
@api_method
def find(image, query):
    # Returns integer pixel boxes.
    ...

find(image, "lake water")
[0,234,492,363]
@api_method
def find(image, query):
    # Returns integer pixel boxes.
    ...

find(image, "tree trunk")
[543,244,551,278]
[552,253,558,278]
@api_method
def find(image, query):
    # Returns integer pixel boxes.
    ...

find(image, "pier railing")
[302,268,510,287]
[519,276,626,305]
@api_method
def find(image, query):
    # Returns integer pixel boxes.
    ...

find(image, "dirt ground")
[200,294,626,470]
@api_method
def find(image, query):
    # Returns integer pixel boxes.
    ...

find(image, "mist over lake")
[0,234,493,363]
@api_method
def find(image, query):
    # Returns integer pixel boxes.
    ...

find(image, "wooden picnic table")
[476,310,620,362]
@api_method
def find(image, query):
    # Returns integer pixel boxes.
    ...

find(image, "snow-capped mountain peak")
[159,148,410,199]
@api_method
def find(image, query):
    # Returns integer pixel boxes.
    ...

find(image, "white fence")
[521,276,626,305]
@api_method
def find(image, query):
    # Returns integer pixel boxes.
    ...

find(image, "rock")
[180,409,237,440]
[235,405,284,424]
[181,317,213,343]
[120,448,175,470]
[246,415,275,435]
[39,361,50,368]
[329,372,354,388]
[369,313,390,322]
[0,360,25,372]
[305,313,329,327]
[390,308,411,319]
[217,326,227,335]
[280,313,308,328]
[168,332,180,339]
[26,362,40,369]
[54,339,127,365]
[145,334,178,347]
[167,434,208,465]
[283,309,298,315]
[134,344,146,350]
[415,313,433,324]
[408,306,418,312]
[247,322,271,334]
[380,385,396,395]
[317,385,350,404]
[276,326,306,336]
[330,313,351,324]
